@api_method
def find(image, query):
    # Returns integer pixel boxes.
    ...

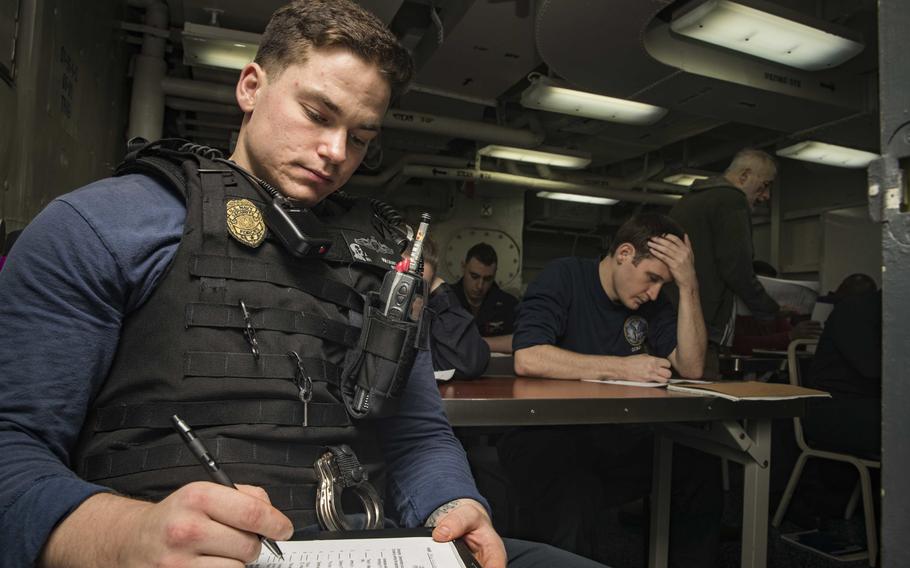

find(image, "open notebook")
[583,379,829,401]
[666,381,830,401]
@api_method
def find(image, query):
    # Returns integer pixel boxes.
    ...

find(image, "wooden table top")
[438,376,804,427]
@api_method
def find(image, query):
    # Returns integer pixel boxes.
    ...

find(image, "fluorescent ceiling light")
[776,141,878,168]
[477,145,592,169]
[537,191,618,206]
[182,22,261,71]
[663,173,710,186]
[671,0,863,71]
[520,75,667,126]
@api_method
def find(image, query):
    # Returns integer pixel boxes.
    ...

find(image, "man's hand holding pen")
[39,484,293,567]
[128,482,292,564]
[620,353,673,383]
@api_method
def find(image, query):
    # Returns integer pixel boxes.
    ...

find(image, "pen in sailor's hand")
[171,414,285,560]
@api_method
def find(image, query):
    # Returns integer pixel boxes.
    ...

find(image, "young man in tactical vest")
[0,2,603,567]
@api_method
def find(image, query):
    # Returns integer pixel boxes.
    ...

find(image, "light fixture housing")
[182,23,261,71]
[536,191,619,206]
[663,173,711,187]
[776,141,879,169]
[520,74,667,126]
[477,145,592,169]
[670,0,863,71]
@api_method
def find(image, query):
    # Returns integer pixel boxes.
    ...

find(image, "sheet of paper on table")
[434,368,456,381]
[248,535,477,568]
[582,378,712,388]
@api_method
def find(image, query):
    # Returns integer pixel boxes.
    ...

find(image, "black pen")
[171,414,285,560]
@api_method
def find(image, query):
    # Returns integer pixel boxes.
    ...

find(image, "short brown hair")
[607,213,685,264]
[255,0,414,101]
[421,235,439,269]
[465,243,497,266]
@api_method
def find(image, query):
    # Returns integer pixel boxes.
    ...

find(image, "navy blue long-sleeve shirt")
[0,174,484,566]
[513,257,678,357]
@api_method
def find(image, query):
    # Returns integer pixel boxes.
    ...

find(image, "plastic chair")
[771,339,881,566]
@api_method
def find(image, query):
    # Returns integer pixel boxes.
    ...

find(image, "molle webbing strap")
[142,485,320,514]
[287,510,321,532]
[82,438,326,480]
[183,352,341,385]
[363,318,409,361]
[189,254,365,312]
[261,485,319,512]
[199,168,237,249]
[90,400,351,432]
[185,303,361,348]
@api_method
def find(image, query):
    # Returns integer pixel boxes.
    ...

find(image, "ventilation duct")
[401,165,681,206]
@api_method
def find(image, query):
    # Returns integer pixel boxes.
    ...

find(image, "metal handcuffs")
[314,444,383,531]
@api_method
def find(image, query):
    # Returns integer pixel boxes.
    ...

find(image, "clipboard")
[248,528,483,568]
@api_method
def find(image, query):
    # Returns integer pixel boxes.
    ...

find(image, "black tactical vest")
[72,142,419,530]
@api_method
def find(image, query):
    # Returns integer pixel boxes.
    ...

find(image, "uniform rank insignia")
[226,198,266,247]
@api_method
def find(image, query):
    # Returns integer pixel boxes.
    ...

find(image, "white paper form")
[582,378,712,388]
[736,276,820,316]
[434,368,456,381]
[248,536,471,568]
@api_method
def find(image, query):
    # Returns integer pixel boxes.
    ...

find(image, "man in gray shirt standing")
[669,148,780,377]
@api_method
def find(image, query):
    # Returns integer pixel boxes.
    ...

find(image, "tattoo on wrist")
[424,499,462,527]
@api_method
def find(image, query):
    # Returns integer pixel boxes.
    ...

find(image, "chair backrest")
[787,338,819,450]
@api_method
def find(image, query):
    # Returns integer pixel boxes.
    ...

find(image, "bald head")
[724,148,777,210]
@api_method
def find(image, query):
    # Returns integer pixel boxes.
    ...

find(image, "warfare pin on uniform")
[226,198,266,248]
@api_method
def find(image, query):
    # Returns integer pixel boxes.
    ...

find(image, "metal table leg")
[740,419,772,568]
[649,432,673,568]
[657,418,773,568]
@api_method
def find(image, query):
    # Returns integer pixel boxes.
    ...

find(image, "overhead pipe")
[176,117,239,131]
[161,77,238,105]
[347,154,475,187]
[408,83,498,108]
[529,163,687,195]
[127,1,168,140]
[166,97,242,115]
[383,109,544,148]
[401,165,681,206]
[556,170,687,195]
